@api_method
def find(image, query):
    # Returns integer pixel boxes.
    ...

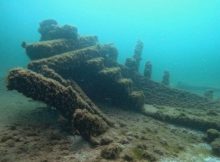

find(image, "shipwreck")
[6,20,220,158]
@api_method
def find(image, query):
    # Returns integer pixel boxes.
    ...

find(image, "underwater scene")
[0,0,220,161]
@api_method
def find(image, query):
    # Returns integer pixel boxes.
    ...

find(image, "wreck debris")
[101,44,118,62]
[142,78,215,109]
[143,105,220,131]
[7,68,77,120]
[125,40,144,72]
[144,61,152,80]
[129,91,145,111]
[121,65,219,109]
[28,43,144,111]
[78,36,98,49]
[73,109,108,140]
[36,65,114,127]
[28,45,106,72]
[6,19,220,151]
[22,20,97,60]
[23,39,77,60]
[125,58,138,72]
[123,47,219,109]
[7,19,146,141]
[7,68,110,140]
[133,40,144,71]
[39,19,78,41]
[162,70,170,86]
[23,36,98,60]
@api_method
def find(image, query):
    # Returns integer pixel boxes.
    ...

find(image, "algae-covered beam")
[7,68,110,140]
[7,68,77,120]
[36,65,114,126]
[28,45,118,78]
[23,39,78,60]
[23,36,98,60]
[143,106,220,131]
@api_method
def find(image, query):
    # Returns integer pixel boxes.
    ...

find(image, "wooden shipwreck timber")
[6,20,220,158]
